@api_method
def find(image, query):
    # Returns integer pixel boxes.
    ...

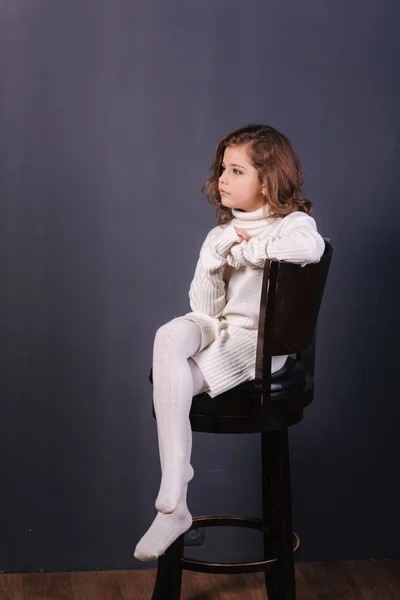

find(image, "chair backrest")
[255,240,333,402]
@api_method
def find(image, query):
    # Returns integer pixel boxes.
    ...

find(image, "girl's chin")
[222,199,242,211]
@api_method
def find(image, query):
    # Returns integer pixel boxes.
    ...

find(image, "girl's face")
[218,144,265,212]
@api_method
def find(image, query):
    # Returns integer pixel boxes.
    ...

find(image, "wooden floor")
[1,559,399,600]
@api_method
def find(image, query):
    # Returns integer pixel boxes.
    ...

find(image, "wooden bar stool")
[149,240,333,599]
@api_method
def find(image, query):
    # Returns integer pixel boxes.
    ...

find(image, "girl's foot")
[134,503,192,562]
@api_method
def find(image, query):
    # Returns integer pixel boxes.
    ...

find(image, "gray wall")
[1,0,399,572]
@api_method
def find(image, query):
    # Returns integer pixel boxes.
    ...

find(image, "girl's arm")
[188,226,241,316]
[228,212,325,269]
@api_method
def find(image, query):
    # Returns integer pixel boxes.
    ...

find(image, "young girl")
[134,124,325,561]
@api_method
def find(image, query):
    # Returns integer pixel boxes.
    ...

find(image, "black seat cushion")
[148,356,306,397]
[270,356,306,393]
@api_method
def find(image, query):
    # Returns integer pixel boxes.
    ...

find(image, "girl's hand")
[235,228,250,243]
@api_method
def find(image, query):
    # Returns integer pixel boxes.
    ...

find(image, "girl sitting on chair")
[134,123,325,561]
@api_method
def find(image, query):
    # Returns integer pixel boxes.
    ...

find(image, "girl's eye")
[220,165,242,175]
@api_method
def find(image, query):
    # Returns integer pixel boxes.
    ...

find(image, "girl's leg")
[156,356,206,509]
[134,318,210,561]
[153,318,208,513]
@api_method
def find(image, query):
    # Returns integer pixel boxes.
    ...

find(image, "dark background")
[1,0,399,573]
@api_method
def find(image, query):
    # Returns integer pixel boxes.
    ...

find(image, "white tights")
[134,318,210,561]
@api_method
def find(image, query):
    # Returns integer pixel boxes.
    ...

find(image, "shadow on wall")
[291,231,399,561]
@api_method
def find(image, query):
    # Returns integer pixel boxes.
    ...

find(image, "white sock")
[134,318,209,562]
[134,483,192,562]
[152,318,209,513]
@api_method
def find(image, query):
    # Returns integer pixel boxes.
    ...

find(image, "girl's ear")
[260,180,267,197]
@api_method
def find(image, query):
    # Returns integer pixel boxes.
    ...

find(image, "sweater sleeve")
[188,226,240,316]
[228,212,326,269]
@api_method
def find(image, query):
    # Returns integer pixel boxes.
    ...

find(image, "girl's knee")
[154,318,201,356]
[155,318,185,343]
[154,321,174,344]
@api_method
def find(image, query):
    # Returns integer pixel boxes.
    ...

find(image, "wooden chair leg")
[261,430,296,600]
[151,534,184,600]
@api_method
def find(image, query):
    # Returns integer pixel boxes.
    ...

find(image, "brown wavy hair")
[203,124,313,225]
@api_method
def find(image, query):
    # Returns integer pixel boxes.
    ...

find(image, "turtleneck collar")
[231,203,272,223]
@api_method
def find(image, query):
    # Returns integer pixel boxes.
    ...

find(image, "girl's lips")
[220,190,230,195]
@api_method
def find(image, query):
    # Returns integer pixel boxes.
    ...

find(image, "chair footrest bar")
[180,556,278,575]
[192,515,269,531]
[177,516,300,574]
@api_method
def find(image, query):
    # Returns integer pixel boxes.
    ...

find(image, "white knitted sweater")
[184,204,325,397]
